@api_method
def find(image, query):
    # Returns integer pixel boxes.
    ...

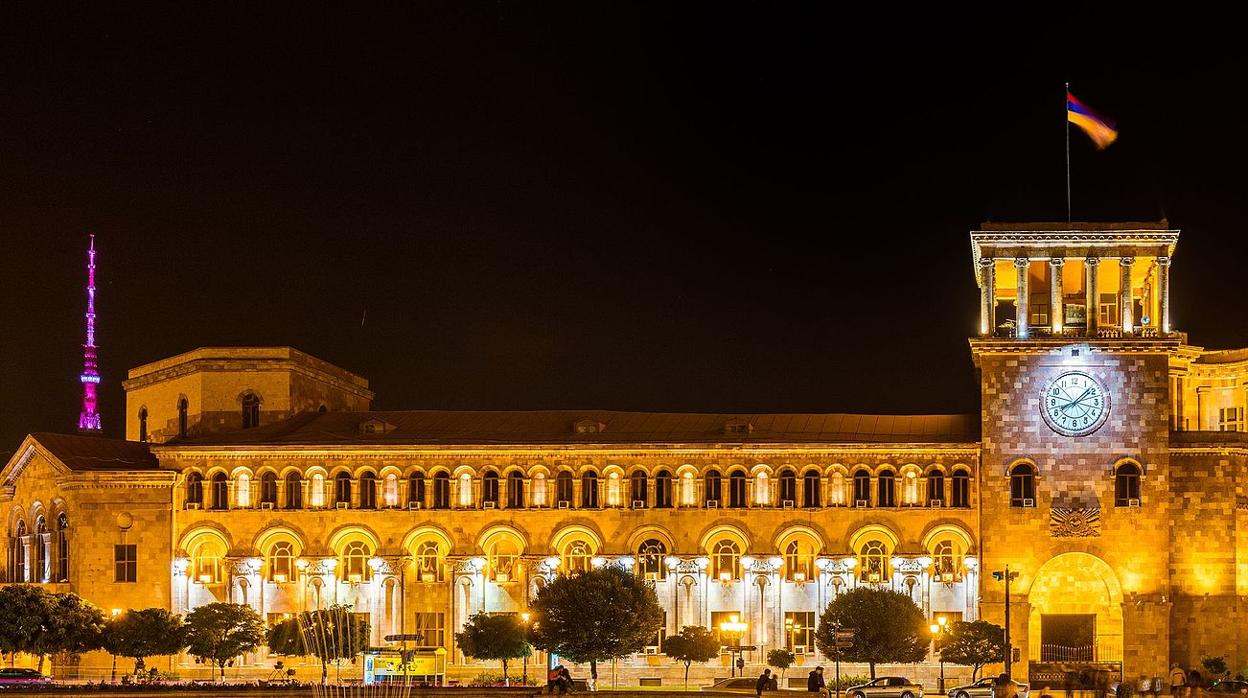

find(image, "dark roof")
[30,432,159,470]
[1171,430,1248,447]
[175,410,980,446]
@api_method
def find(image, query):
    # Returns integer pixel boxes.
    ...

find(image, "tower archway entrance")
[1028,553,1123,684]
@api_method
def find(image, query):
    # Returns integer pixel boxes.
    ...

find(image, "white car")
[846,676,925,698]
[702,677,784,693]
[947,678,1031,698]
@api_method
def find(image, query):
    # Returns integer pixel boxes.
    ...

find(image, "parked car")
[0,667,52,685]
[846,676,925,698]
[947,677,1031,698]
[702,676,788,693]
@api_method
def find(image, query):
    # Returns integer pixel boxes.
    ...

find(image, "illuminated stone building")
[3,221,1247,684]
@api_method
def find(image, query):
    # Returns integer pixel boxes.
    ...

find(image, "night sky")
[3,5,1248,452]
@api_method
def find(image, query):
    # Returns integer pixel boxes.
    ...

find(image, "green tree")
[1202,656,1229,679]
[663,626,721,690]
[184,603,265,681]
[530,566,664,685]
[0,585,51,661]
[36,593,106,671]
[102,608,187,676]
[939,620,1006,681]
[456,612,532,683]
[815,587,928,678]
[268,606,369,685]
[767,648,796,683]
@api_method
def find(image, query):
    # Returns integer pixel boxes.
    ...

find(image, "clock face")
[1040,370,1110,437]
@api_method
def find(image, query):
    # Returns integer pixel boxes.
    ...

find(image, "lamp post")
[720,615,749,677]
[992,566,1020,679]
[930,616,948,693]
[521,612,532,685]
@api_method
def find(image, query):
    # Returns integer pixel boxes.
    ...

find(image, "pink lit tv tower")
[77,234,102,433]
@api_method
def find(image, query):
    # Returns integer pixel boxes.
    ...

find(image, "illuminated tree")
[815,587,927,678]
[664,626,721,690]
[456,612,531,683]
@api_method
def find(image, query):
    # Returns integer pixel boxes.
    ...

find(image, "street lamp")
[720,614,749,677]
[521,612,532,685]
[992,566,1020,679]
[929,616,948,692]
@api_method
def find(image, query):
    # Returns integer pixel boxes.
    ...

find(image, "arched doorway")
[1028,553,1123,672]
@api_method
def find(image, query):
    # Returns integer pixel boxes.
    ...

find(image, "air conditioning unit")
[1022,498,1035,507]
[260,502,274,510]
[793,645,807,655]
[632,500,646,509]
[782,500,795,510]
[929,500,943,508]
[557,501,570,510]
[644,572,660,582]
[855,499,869,508]
[1128,498,1141,507]
[408,501,423,510]
[643,646,659,655]
[483,501,497,510]
[336,502,349,510]
[186,503,202,510]
[705,500,719,509]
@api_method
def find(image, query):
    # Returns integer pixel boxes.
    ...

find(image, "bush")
[469,671,537,686]
[831,674,872,690]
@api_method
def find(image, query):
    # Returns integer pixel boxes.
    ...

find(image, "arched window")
[680,471,696,506]
[177,397,188,438]
[532,472,547,507]
[728,470,747,508]
[415,541,442,582]
[241,392,261,429]
[639,539,667,581]
[235,472,251,508]
[754,471,770,506]
[191,537,224,584]
[34,517,47,583]
[310,473,326,507]
[56,513,69,582]
[186,472,204,508]
[210,473,229,510]
[711,539,740,581]
[260,472,278,506]
[556,471,574,507]
[654,470,672,508]
[359,472,377,509]
[784,539,815,583]
[335,472,352,508]
[852,470,871,506]
[563,540,593,574]
[704,470,722,506]
[580,471,599,508]
[507,471,525,508]
[877,471,896,507]
[829,471,846,506]
[11,521,27,582]
[285,473,303,509]
[138,407,148,442]
[902,468,920,505]
[1115,462,1141,506]
[858,540,889,583]
[778,469,797,505]
[1010,463,1036,507]
[802,469,821,508]
[433,472,451,509]
[607,472,622,507]
[458,473,473,507]
[489,539,520,582]
[267,541,295,583]
[341,541,372,583]
[932,540,958,582]
[409,473,426,508]
[383,473,399,507]
[630,471,648,507]
[951,468,970,507]
[482,472,500,507]
[927,471,946,506]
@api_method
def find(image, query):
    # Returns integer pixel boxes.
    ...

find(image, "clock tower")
[968,222,1180,683]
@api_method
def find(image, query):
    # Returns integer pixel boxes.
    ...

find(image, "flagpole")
[1065,82,1072,223]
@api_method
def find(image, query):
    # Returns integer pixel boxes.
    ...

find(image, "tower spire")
[77,234,102,433]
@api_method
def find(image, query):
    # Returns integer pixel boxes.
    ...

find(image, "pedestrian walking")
[1172,665,1188,698]
[757,669,773,697]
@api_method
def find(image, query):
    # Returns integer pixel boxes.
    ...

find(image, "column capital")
[1048,257,1065,268]
[1157,255,1172,267]
[1120,256,1135,266]
[1014,257,1031,268]
[979,257,995,268]
[1085,256,1101,267]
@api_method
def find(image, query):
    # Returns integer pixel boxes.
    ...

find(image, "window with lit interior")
[340,541,372,583]
[711,539,741,581]
[638,539,667,581]
[267,541,295,583]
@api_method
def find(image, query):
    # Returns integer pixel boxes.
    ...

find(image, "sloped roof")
[175,410,979,446]
[29,432,159,470]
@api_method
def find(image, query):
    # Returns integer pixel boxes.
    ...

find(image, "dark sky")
[3,4,1248,450]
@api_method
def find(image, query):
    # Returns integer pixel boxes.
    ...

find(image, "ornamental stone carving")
[1050,507,1101,538]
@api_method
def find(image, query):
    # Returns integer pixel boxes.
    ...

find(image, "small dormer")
[723,418,753,437]
[573,418,606,435]
[358,418,396,436]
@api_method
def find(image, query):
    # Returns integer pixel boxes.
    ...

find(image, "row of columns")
[979,255,1171,338]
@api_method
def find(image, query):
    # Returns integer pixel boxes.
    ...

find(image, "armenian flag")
[1067,91,1118,149]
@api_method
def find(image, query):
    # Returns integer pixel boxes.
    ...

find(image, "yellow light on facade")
[111,608,123,616]
[198,573,213,583]
[273,573,288,583]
